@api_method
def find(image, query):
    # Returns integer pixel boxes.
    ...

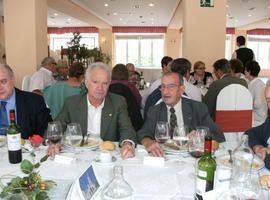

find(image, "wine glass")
[241,171,262,200]
[64,123,83,148]
[46,121,63,145]
[173,126,189,147]
[189,127,208,158]
[155,121,170,144]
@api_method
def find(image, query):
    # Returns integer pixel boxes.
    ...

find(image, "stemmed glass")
[155,121,170,144]
[189,127,208,158]
[46,121,63,145]
[173,126,189,147]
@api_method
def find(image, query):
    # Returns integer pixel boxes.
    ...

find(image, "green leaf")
[40,155,49,163]
[20,160,34,174]
[34,163,40,169]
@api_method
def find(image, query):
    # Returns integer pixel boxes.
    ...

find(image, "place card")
[143,156,165,166]
[54,154,75,164]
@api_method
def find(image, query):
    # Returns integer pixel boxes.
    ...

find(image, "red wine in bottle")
[7,110,22,164]
[195,135,216,200]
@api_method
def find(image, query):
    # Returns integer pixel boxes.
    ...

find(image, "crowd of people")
[1,35,270,168]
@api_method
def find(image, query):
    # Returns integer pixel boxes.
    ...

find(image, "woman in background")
[189,61,213,88]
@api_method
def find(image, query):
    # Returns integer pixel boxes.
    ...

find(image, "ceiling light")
[67,18,71,21]
[226,4,229,8]
[104,3,109,7]
[119,18,123,21]
[151,18,154,21]
[151,22,154,25]
[113,12,117,15]
[54,13,58,16]
[226,14,229,17]
[148,3,154,7]
[248,14,252,17]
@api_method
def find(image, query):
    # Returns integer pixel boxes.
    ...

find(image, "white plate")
[92,156,117,166]
[65,138,100,150]
[162,143,189,155]
[0,136,6,147]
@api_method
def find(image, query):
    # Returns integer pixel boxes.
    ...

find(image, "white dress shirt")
[166,100,184,128]
[183,78,202,102]
[87,97,105,137]
[248,77,267,127]
[29,67,56,91]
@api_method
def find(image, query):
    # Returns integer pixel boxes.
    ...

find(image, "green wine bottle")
[7,109,22,164]
[195,134,216,200]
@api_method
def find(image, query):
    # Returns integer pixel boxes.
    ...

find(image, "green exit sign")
[201,0,214,7]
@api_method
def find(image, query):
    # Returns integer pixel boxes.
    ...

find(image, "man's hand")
[121,142,135,160]
[141,137,164,157]
[46,143,63,157]
[253,145,270,160]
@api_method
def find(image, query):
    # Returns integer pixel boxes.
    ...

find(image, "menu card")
[66,165,101,200]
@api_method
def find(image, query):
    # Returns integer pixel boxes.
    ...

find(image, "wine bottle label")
[198,170,207,178]
[196,177,206,195]
[7,133,21,151]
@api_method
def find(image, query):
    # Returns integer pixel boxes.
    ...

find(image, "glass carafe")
[103,166,133,200]
[230,134,254,191]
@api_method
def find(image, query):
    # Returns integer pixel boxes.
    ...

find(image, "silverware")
[228,149,233,164]
[80,134,85,147]
[80,133,90,147]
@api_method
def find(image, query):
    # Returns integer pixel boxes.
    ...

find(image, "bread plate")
[65,138,100,150]
[162,141,189,155]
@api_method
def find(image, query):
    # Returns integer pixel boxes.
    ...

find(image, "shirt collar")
[41,67,53,75]
[87,96,105,109]
[166,99,182,112]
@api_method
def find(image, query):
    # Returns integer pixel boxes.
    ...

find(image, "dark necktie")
[0,101,8,135]
[169,107,177,139]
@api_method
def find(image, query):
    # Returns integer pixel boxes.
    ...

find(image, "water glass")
[155,121,170,144]
[64,123,83,147]
[173,126,189,146]
[189,127,208,158]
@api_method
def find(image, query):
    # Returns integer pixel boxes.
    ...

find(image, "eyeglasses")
[160,84,180,91]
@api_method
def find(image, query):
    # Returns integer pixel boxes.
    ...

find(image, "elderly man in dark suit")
[49,62,137,159]
[138,72,225,157]
[203,58,248,119]
[0,64,52,138]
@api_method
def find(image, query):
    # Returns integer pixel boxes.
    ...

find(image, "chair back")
[21,75,32,91]
[215,84,252,144]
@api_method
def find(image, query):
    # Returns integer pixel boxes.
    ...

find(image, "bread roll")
[260,175,270,188]
[100,141,116,151]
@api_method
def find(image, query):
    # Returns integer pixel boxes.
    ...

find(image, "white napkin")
[54,154,75,164]
[143,156,165,166]
[202,188,226,200]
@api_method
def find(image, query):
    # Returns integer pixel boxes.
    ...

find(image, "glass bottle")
[195,134,216,200]
[230,134,254,192]
[103,166,133,200]
[139,71,145,90]
[7,109,22,164]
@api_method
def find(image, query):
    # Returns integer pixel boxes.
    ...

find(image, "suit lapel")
[159,103,168,122]
[77,95,88,135]
[182,98,194,131]
[100,95,113,138]
[15,89,25,126]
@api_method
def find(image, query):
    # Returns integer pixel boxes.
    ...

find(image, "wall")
[165,29,181,59]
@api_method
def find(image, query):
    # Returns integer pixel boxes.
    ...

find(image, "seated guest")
[43,62,85,119]
[48,62,137,159]
[111,64,141,105]
[189,61,213,88]
[0,64,52,138]
[126,63,138,83]
[142,56,173,108]
[245,61,267,127]
[29,57,57,95]
[203,58,248,119]
[230,59,247,82]
[138,72,225,157]
[171,58,202,102]
[247,85,270,170]
[54,59,69,81]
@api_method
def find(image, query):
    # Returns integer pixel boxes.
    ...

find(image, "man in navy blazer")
[246,85,270,170]
[137,72,225,157]
[0,64,52,139]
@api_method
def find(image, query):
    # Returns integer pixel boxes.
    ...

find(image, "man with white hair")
[48,62,137,159]
[29,57,57,95]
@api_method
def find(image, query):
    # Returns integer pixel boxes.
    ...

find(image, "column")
[99,28,113,68]
[4,0,48,88]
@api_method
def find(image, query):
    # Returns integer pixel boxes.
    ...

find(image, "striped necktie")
[169,107,177,139]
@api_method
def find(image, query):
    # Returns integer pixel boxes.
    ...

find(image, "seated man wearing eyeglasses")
[137,72,225,157]
[47,62,137,160]
[246,85,270,170]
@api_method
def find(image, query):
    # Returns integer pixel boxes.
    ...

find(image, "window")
[115,34,164,68]
[225,34,233,60]
[247,35,270,70]
[49,33,99,51]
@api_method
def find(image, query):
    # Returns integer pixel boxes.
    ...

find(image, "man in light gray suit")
[138,72,225,157]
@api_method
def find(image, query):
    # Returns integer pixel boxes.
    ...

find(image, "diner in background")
[229,58,248,83]
[203,58,248,119]
[29,57,57,95]
[244,60,267,127]
[138,72,225,157]
[43,62,86,119]
[171,58,202,102]
[189,61,213,88]
[54,59,69,81]
[247,85,270,170]
[0,64,52,138]
[48,62,137,159]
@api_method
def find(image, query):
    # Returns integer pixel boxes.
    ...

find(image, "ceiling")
[0,0,269,28]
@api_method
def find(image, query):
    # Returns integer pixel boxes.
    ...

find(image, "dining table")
[0,141,269,200]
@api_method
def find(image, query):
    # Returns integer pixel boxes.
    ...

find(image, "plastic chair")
[215,84,252,146]
[21,75,31,91]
